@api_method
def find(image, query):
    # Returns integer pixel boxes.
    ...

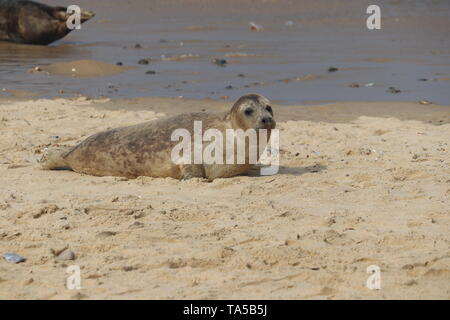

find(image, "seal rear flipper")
[50,6,95,23]
[37,146,72,170]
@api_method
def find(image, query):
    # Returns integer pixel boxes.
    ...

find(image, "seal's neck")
[226,111,246,131]
[224,113,236,129]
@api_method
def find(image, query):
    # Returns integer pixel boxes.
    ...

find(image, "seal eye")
[244,108,253,116]
[266,105,273,115]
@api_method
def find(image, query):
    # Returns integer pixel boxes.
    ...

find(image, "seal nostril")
[262,117,272,124]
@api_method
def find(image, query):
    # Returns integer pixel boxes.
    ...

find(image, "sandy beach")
[0,0,449,301]
[0,96,448,299]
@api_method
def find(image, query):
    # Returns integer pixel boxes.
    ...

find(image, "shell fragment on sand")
[2,253,26,263]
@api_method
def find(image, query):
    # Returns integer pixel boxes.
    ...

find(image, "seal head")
[230,94,276,131]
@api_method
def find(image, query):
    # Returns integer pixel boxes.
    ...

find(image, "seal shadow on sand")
[48,164,327,179]
[247,164,327,177]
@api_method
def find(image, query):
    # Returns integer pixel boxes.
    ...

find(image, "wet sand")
[34,60,133,77]
[1,0,450,104]
[0,97,449,299]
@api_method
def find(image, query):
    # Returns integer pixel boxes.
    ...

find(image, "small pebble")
[138,59,150,65]
[116,62,123,66]
[2,253,26,264]
[145,70,156,75]
[129,221,144,229]
[56,248,76,261]
[212,58,227,67]
[134,43,142,49]
[249,22,263,31]
[97,231,117,238]
[387,86,401,94]
[328,67,339,73]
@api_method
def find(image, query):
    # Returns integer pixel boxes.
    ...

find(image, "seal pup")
[0,0,94,45]
[39,94,276,181]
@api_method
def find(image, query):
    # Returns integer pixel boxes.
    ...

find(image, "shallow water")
[1,0,449,104]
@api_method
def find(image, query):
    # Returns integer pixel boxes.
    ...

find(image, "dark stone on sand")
[0,0,95,45]
[116,62,123,66]
[213,59,228,67]
[328,67,339,73]
[418,78,434,82]
[145,70,156,75]
[138,59,150,65]
[225,85,233,89]
[134,43,142,49]
[238,74,246,78]
[387,86,401,94]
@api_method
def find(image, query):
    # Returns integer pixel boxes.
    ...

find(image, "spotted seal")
[39,94,276,180]
[0,0,94,45]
